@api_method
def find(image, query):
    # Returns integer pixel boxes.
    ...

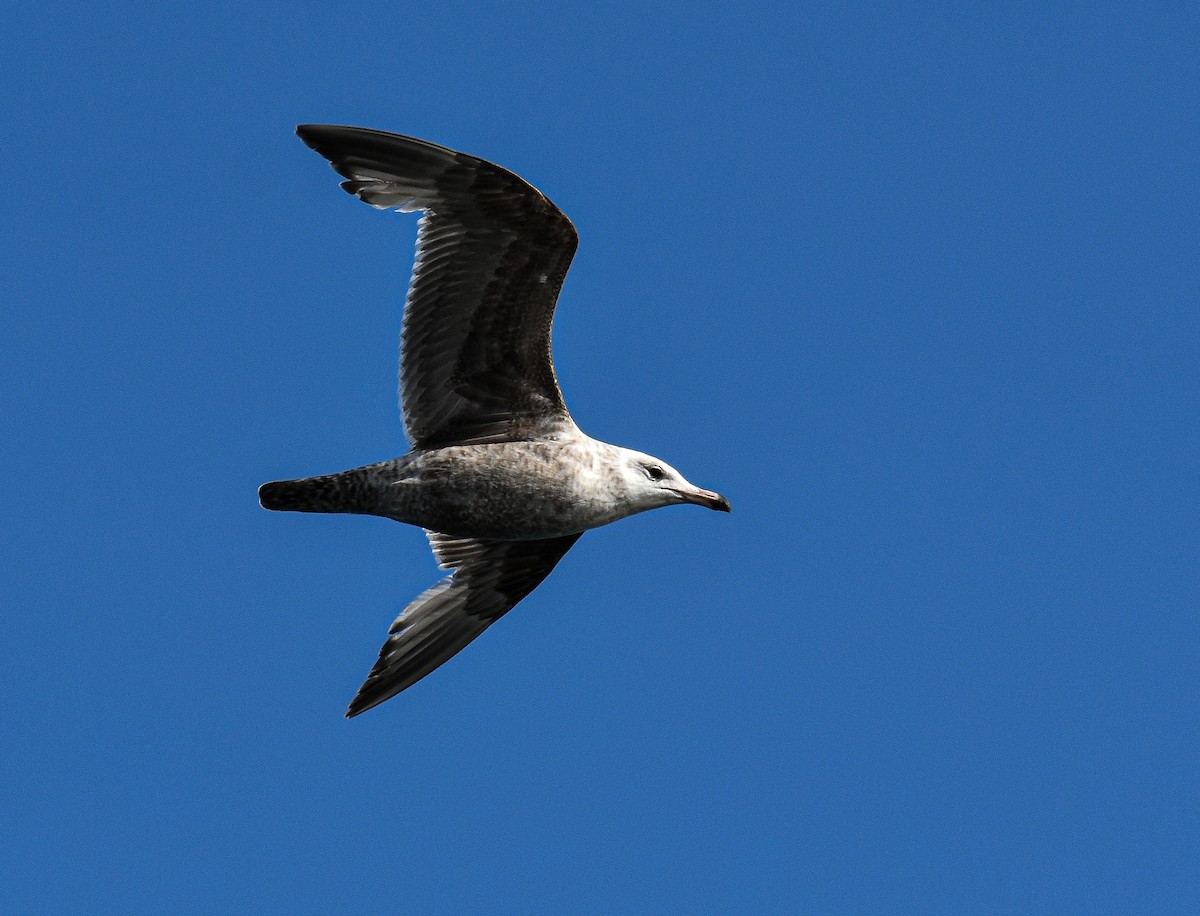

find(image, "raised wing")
[296,125,580,448]
[345,533,582,717]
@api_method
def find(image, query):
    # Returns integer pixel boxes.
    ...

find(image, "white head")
[614,447,731,515]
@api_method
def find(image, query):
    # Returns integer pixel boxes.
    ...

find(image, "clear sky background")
[3,2,1197,913]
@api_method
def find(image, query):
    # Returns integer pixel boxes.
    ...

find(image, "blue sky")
[3,2,1197,912]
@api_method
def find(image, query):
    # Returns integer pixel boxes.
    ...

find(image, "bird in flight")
[260,125,729,716]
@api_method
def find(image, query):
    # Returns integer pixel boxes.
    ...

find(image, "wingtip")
[344,683,376,717]
[295,123,333,150]
[295,123,365,151]
[345,668,394,718]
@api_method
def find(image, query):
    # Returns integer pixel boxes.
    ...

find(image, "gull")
[260,125,729,717]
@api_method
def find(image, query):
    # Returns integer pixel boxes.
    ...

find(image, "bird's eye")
[644,465,666,481]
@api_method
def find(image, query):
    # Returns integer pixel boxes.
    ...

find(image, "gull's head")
[616,448,731,515]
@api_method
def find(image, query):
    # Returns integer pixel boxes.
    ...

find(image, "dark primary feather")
[295,125,580,448]
[345,533,582,717]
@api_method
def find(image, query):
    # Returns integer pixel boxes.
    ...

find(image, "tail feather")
[258,467,380,515]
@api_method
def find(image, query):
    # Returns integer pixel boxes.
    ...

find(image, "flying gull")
[260,125,730,717]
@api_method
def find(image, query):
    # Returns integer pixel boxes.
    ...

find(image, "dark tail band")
[258,467,381,515]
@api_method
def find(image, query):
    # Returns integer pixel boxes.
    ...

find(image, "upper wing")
[345,532,582,717]
[296,125,580,448]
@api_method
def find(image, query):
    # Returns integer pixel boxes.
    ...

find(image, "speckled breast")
[388,440,617,540]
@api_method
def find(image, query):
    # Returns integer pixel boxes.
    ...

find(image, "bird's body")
[261,125,728,716]
[262,433,682,541]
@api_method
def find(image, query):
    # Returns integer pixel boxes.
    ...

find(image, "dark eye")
[644,465,666,481]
